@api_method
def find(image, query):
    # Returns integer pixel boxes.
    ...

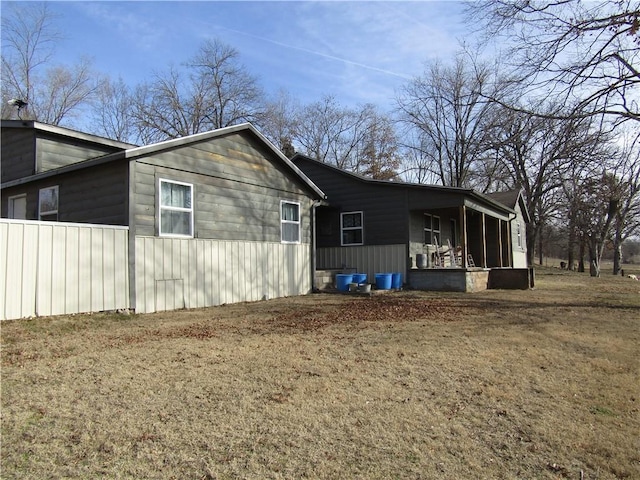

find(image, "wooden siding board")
[292,159,408,247]
[36,136,123,173]
[131,131,315,243]
[1,161,128,225]
[1,128,36,183]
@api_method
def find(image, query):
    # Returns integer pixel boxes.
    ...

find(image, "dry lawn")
[2,267,639,479]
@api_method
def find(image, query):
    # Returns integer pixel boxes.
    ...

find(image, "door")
[8,195,27,219]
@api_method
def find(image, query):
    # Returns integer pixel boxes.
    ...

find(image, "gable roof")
[291,153,515,215]
[486,189,532,223]
[2,123,326,200]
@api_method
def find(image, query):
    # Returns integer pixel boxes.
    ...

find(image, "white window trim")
[516,222,522,249]
[341,211,364,246]
[158,178,194,238]
[424,213,440,245]
[38,186,59,221]
[280,200,301,244]
[8,194,27,219]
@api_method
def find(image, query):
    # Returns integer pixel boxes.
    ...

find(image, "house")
[291,154,531,292]
[1,120,325,319]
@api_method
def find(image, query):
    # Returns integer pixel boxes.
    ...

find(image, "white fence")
[1,220,129,320]
[1,220,314,320]
[134,237,311,314]
[316,244,408,282]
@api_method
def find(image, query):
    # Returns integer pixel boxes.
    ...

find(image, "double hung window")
[281,201,301,243]
[159,179,193,237]
[341,211,363,246]
[39,186,58,221]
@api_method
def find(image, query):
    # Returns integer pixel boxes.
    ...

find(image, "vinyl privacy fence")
[0,220,129,320]
[1,220,313,320]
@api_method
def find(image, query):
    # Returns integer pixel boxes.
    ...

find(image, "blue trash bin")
[352,273,367,284]
[391,273,402,289]
[375,273,392,290]
[336,274,353,292]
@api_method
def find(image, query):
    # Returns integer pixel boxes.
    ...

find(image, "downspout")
[311,199,322,292]
[506,212,516,268]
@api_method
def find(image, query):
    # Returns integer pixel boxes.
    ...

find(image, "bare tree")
[573,172,620,277]
[396,50,506,187]
[132,39,265,142]
[489,103,611,266]
[258,89,301,156]
[294,96,400,178]
[611,129,640,274]
[357,106,401,180]
[1,2,99,125]
[469,0,640,123]
[91,76,135,143]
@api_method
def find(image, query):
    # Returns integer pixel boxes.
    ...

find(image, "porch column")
[481,213,487,268]
[498,219,504,267]
[461,206,468,268]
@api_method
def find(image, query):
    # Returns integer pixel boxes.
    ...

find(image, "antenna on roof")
[7,98,28,119]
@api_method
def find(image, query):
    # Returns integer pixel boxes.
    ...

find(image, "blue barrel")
[352,273,367,284]
[336,274,354,292]
[375,273,392,290]
[391,273,402,289]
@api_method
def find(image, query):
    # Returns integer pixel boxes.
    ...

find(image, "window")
[516,222,522,249]
[8,194,27,219]
[424,213,440,245]
[159,179,193,237]
[341,211,363,246]
[281,201,300,243]
[39,186,58,221]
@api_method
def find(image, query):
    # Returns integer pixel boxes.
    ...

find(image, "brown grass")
[2,267,639,479]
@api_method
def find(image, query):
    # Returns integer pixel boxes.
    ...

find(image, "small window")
[341,211,363,246]
[39,186,58,221]
[424,213,440,245]
[8,194,27,219]
[516,222,522,249]
[281,201,300,243]
[159,179,193,237]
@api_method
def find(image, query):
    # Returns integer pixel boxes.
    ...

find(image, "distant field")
[2,267,639,479]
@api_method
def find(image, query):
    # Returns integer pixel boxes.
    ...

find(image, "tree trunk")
[589,199,618,277]
[613,242,622,275]
[538,229,544,266]
[578,237,585,272]
[589,242,601,277]
[567,224,576,271]
[526,228,536,266]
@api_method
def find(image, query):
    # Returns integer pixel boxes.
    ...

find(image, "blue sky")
[36,1,469,112]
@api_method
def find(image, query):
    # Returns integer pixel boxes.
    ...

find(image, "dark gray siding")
[1,128,36,183]
[131,131,314,242]
[0,160,129,225]
[293,158,409,247]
